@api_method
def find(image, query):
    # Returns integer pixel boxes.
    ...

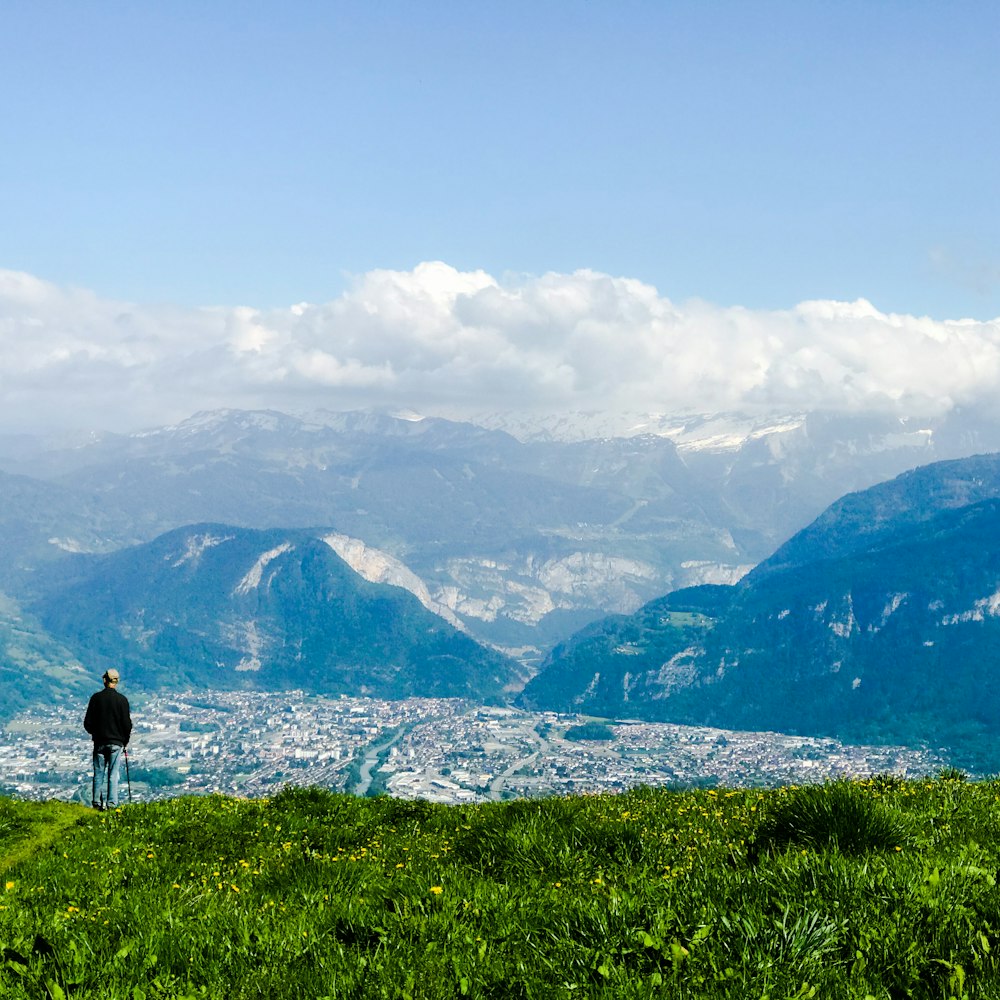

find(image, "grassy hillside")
[2,778,1000,998]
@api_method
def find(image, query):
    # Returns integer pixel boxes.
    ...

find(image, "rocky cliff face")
[321,532,467,630]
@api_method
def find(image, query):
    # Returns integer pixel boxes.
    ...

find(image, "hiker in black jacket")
[84,668,132,810]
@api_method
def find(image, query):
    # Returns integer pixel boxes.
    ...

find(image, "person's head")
[103,668,120,688]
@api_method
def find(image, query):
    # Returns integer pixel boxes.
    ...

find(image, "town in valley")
[1,690,949,805]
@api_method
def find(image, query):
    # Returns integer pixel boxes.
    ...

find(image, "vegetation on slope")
[29,525,518,701]
[519,585,731,716]
[0,594,93,725]
[524,497,1000,771]
[3,777,1000,998]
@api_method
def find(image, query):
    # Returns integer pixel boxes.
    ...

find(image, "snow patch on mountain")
[467,410,809,450]
[667,415,808,453]
[390,409,427,423]
[140,409,288,439]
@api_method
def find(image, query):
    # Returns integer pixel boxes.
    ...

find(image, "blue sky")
[2,2,1000,434]
[3,1,998,318]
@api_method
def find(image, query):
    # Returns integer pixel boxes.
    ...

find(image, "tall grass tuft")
[753,779,911,855]
[454,795,645,880]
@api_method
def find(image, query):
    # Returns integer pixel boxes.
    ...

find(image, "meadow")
[1,775,999,998]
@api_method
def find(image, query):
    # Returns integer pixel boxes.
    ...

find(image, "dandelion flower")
[430,886,444,895]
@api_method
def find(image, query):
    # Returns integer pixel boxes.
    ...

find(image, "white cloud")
[1,263,999,433]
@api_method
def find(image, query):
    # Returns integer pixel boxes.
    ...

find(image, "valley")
[3,405,1000,788]
[1,690,946,805]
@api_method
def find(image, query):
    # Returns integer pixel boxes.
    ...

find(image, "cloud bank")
[2,262,999,434]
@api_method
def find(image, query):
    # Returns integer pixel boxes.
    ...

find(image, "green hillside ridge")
[522,464,1000,769]
[1,778,999,998]
[0,593,93,721]
[675,499,1000,748]
[518,585,732,717]
[25,524,519,705]
[750,451,1000,580]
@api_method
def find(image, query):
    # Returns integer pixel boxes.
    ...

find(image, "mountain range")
[520,454,1000,768]
[4,406,1000,764]
[3,405,996,662]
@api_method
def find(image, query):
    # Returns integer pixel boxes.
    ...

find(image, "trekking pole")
[124,748,132,804]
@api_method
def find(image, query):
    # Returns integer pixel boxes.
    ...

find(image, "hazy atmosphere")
[2,2,998,433]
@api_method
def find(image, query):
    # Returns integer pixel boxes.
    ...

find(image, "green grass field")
[1,775,999,998]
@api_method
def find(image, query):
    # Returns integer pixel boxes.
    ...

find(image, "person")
[83,668,132,810]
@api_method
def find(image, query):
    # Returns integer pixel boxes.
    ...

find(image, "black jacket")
[84,687,132,747]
